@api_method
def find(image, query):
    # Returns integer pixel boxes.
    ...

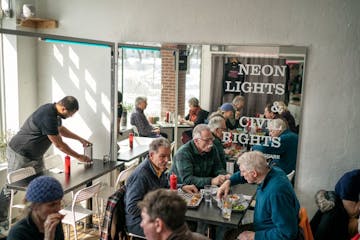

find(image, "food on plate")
[188,193,202,206]
[228,194,240,202]
[233,204,246,211]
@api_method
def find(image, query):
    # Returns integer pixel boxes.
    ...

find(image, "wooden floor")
[63,215,102,240]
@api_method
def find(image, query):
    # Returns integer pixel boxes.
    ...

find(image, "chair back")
[72,182,101,205]
[299,207,314,240]
[7,167,36,230]
[7,167,36,183]
[114,164,137,188]
[287,170,296,181]
[132,126,140,137]
[44,154,62,169]
[170,141,176,160]
[100,185,127,240]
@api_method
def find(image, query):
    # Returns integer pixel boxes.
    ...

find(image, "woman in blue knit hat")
[8,176,65,240]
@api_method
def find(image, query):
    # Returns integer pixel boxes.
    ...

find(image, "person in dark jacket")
[208,115,227,170]
[138,189,209,240]
[179,97,209,143]
[125,138,197,237]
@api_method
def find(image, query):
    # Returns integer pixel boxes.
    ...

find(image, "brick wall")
[161,45,187,119]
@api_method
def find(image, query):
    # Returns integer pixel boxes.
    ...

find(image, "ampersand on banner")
[271,101,283,114]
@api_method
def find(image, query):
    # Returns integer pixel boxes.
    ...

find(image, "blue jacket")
[230,167,300,240]
[252,129,298,174]
[125,158,168,228]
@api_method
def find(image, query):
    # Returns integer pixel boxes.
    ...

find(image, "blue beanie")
[220,103,234,112]
[25,176,64,203]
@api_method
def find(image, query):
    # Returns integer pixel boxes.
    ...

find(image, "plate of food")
[232,200,249,212]
[178,192,203,208]
[215,194,250,212]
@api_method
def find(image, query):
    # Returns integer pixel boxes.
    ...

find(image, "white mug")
[23,4,35,18]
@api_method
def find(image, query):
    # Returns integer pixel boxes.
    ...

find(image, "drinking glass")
[203,185,212,203]
[222,196,232,220]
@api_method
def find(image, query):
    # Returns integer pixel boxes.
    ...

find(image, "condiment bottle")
[170,172,177,190]
[166,112,170,123]
[129,132,134,149]
[65,155,70,174]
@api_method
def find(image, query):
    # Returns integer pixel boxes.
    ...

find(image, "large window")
[118,47,161,117]
[185,45,201,112]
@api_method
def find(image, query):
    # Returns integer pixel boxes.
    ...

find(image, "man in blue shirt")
[252,118,298,175]
[217,151,301,240]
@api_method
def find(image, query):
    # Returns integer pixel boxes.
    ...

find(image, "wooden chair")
[299,207,314,240]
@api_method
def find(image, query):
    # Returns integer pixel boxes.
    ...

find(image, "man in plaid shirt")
[170,124,229,189]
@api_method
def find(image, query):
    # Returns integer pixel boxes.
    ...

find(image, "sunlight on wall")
[4,35,19,130]
[85,90,97,113]
[51,77,65,100]
[101,92,110,114]
[85,69,97,93]
[53,45,64,67]
[69,47,80,69]
[101,112,110,132]
[68,67,80,88]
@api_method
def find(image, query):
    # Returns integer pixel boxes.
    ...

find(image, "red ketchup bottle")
[129,132,134,149]
[166,112,170,123]
[170,172,177,190]
[65,155,71,174]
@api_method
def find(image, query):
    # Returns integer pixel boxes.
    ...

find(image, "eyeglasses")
[198,137,214,143]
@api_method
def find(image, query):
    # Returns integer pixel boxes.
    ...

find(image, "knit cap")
[220,103,234,112]
[25,176,64,203]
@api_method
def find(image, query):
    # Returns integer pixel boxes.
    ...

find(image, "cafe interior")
[0,1,359,239]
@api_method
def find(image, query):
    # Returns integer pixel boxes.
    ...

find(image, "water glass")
[203,185,212,203]
[222,196,232,220]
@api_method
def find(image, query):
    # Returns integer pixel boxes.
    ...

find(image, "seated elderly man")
[130,96,167,138]
[125,137,197,237]
[217,151,301,240]
[208,115,228,170]
[219,102,238,130]
[232,95,245,120]
[252,118,298,175]
[138,189,209,240]
[170,124,228,189]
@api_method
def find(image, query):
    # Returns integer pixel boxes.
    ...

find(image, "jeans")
[6,146,44,174]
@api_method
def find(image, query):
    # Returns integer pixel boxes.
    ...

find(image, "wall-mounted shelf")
[19,18,58,29]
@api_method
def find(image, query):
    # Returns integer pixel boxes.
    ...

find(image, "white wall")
[13,0,360,216]
[36,41,112,159]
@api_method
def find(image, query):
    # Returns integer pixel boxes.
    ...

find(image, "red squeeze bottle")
[65,155,70,174]
[129,132,134,149]
[166,112,170,123]
[170,173,177,190]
